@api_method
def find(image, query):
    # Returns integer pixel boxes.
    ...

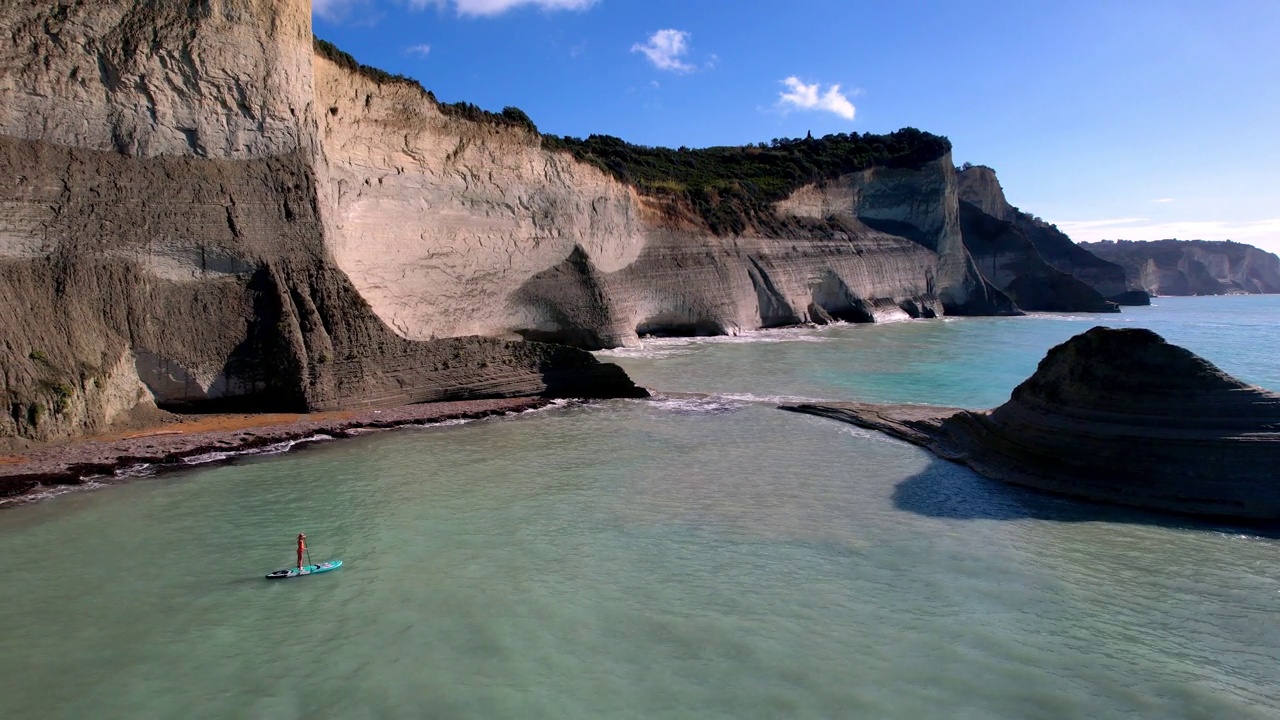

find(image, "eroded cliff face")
[0,0,1072,444]
[314,60,1014,348]
[956,165,1134,304]
[0,0,316,158]
[314,57,649,346]
[0,0,642,445]
[1081,240,1280,296]
[957,201,1116,313]
[841,159,1015,316]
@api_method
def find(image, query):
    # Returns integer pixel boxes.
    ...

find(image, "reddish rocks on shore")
[0,398,553,506]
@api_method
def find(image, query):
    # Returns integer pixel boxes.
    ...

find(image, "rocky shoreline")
[782,328,1280,521]
[0,398,554,508]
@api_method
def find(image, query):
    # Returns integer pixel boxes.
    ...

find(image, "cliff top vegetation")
[314,37,539,133]
[315,36,950,235]
[542,130,949,234]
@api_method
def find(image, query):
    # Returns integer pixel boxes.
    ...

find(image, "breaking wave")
[596,324,840,359]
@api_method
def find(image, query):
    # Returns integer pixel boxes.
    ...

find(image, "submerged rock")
[783,327,1280,520]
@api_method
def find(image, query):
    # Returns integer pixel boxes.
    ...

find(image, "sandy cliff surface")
[1081,240,1280,296]
[783,327,1280,521]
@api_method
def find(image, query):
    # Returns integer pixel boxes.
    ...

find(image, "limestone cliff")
[0,0,643,445]
[956,165,1139,305]
[0,0,1095,444]
[314,63,1016,348]
[1080,240,1280,296]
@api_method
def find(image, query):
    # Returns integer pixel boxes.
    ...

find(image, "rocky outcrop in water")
[956,165,1143,306]
[782,327,1280,520]
[1080,240,1280,296]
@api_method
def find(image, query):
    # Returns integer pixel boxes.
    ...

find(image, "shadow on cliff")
[892,458,1280,537]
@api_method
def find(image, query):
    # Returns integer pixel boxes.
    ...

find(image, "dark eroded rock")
[783,327,1280,520]
[1106,290,1152,306]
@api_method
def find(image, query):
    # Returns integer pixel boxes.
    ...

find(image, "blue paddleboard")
[265,560,342,579]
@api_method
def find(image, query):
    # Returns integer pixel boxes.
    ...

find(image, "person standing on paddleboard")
[296,533,307,570]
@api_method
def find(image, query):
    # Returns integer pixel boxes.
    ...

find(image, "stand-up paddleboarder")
[296,533,307,570]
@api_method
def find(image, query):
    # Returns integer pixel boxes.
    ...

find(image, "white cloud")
[405,44,432,56]
[632,29,695,73]
[314,0,366,21]
[1054,217,1280,253]
[1153,198,1175,203]
[778,77,856,121]
[405,0,597,16]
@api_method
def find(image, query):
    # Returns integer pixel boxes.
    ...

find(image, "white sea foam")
[180,434,333,467]
[871,311,916,324]
[716,392,835,406]
[114,463,157,478]
[836,425,910,445]
[405,400,574,430]
[594,343,696,360]
[642,394,747,415]
[410,417,478,429]
[0,479,111,508]
[840,426,879,439]
[596,324,839,359]
[1021,313,1107,323]
[641,391,839,415]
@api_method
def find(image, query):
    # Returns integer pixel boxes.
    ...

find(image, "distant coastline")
[1080,239,1280,297]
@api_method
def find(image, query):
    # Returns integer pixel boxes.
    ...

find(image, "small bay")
[1,296,1277,719]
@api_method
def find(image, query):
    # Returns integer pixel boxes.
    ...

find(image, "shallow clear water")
[1,296,1278,719]
[599,295,1280,408]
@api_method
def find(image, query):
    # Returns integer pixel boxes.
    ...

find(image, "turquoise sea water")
[0,296,1277,719]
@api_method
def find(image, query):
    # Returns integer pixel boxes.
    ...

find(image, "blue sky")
[313,0,1280,253]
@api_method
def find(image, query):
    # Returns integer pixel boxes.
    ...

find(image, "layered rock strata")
[1081,240,1280,296]
[0,0,1114,444]
[315,57,1016,348]
[956,165,1142,305]
[782,327,1280,520]
[0,0,643,444]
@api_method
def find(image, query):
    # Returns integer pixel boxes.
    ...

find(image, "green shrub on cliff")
[314,37,427,93]
[315,37,541,135]
[433,101,540,134]
[542,129,951,235]
[313,36,949,235]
